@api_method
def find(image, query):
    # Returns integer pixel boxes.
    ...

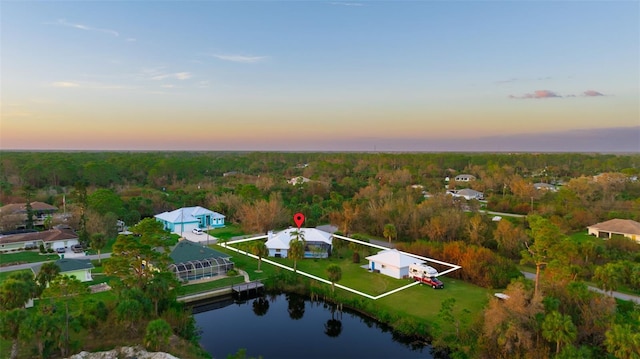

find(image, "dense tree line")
[1,151,639,358]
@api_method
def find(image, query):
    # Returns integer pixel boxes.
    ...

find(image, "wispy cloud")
[150,72,192,80]
[49,81,130,90]
[509,89,607,99]
[211,54,267,63]
[53,19,119,37]
[510,90,561,99]
[583,90,605,97]
[125,38,137,42]
[51,81,81,88]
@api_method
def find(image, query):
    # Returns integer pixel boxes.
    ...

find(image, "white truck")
[409,263,444,289]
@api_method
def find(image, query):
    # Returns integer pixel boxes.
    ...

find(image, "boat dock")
[232,281,264,297]
[177,280,264,304]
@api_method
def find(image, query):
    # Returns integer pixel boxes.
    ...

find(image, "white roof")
[365,249,417,268]
[456,188,482,196]
[154,206,224,224]
[265,227,332,250]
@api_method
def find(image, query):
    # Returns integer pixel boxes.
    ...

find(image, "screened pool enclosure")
[169,257,234,281]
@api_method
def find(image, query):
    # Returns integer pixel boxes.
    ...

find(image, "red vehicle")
[409,263,444,289]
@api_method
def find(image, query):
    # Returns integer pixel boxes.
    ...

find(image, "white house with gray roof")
[154,206,225,235]
[365,249,418,279]
[265,228,333,258]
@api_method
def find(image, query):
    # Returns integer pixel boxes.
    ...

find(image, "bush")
[227,269,238,276]
[144,319,172,351]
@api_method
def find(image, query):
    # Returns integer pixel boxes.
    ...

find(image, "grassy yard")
[0,269,32,284]
[216,242,493,335]
[0,251,59,266]
[177,275,246,296]
[208,224,246,240]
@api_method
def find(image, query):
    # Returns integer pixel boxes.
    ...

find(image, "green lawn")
[567,231,596,243]
[177,275,246,296]
[0,251,59,266]
[208,224,246,240]
[0,269,32,284]
[217,242,493,335]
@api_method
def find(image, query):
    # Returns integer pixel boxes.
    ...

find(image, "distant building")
[0,201,59,229]
[0,228,79,252]
[587,219,640,243]
[454,174,476,182]
[155,206,225,235]
[533,183,557,192]
[446,188,484,200]
[32,258,94,283]
[288,176,311,185]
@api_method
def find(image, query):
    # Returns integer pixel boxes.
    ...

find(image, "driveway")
[179,231,217,244]
[521,271,640,304]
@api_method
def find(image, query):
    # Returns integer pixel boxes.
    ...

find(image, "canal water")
[193,293,434,359]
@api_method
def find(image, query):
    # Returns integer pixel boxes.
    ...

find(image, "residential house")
[365,249,418,279]
[454,174,476,182]
[155,206,225,236]
[0,201,59,229]
[0,228,79,252]
[168,240,233,281]
[32,258,94,282]
[288,176,311,185]
[533,183,557,192]
[446,188,484,200]
[265,228,333,258]
[587,219,640,243]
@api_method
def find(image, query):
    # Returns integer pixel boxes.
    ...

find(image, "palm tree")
[542,311,577,355]
[326,264,342,293]
[383,223,397,244]
[250,241,269,272]
[36,262,60,291]
[288,239,305,272]
[288,230,306,272]
[90,233,107,264]
[605,323,640,359]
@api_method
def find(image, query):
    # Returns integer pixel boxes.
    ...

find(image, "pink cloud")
[509,90,561,99]
[583,90,604,96]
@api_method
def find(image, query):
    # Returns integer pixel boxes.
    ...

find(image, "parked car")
[192,228,203,235]
[71,244,84,253]
[56,247,66,254]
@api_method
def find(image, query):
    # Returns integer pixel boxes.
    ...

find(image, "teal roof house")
[154,206,225,235]
[32,258,94,283]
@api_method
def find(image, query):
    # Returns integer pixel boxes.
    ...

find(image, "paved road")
[521,271,640,304]
[0,253,112,273]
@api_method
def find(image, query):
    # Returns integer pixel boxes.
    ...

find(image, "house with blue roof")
[154,206,225,235]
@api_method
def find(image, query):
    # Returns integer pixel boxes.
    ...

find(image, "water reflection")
[193,293,433,359]
[252,297,269,316]
[286,293,305,320]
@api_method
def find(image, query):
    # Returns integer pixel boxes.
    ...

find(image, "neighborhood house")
[0,228,79,252]
[155,206,225,236]
[265,228,333,258]
[587,219,640,243]
[365,249,418,279]
[0,201,59,229]
[32,258,94,283]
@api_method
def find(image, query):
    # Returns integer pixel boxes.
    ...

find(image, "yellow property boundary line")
[219,233,461,300]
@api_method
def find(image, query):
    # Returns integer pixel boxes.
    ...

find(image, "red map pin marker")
[293,212,305,229]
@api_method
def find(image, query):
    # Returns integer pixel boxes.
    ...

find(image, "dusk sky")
[1,1,638,152]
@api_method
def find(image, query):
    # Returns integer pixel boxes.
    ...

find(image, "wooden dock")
[232,281,264,297]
